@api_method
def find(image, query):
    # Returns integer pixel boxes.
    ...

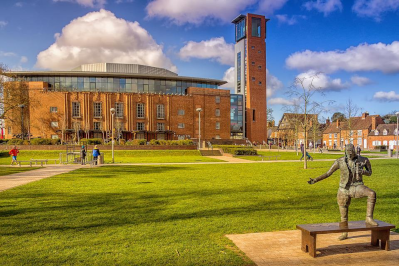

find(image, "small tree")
[344,99,361,144]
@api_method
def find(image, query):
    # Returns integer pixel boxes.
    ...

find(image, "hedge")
[80,138,103,145]
[30,138,60,145]
[213,145,257,155]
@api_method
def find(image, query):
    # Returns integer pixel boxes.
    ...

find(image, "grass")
[0,167,39,176]
[0,160,397,265]
[0,150,222,165]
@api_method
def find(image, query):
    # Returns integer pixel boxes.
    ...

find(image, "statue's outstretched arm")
[308,160,339,184]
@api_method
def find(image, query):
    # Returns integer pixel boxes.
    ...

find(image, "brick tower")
[232,14,269,143]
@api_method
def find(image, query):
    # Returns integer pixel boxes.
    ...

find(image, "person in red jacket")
[9,146,19,165]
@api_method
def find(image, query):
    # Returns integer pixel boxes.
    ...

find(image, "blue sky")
[1,0,399,122]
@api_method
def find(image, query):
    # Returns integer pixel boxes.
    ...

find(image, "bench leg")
[301,230,317,257]
[371,230,390,251]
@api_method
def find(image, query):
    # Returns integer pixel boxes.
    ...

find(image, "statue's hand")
[308,178,316,185]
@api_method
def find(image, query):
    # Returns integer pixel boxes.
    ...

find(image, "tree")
[267,108,274,122]
[331,112,345,122]
[285,73,333,169]
[344,99,361,144]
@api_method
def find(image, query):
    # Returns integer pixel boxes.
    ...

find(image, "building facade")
[368,124,399,149]
[232,14,269,142]
[4,64,231,142]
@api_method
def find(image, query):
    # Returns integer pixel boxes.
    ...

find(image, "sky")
[0,0,399,123]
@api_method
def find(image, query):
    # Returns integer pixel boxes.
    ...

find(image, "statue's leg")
[337,189,351,240]
[356,186,378,226]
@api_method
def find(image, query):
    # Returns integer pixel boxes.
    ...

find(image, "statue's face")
[346,145,356,160]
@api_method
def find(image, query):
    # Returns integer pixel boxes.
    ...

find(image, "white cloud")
[286,41,399,74]
[179,37,234,66]
[146,0,287,25]
[268,97,295,105]
[296,70,350,91]
[351,75,372,86]
[353,0,399,21]
[53,0,106,8]
[115,0,133,3]
[15,2,23,7]
[36,9,176,72]
[0,21,8,28]
[275,14,306,25]
[20,56,28,63]
[304,0,343,16]
[221,67,235,89]
[0,51,17,57]
[373,91,399,102]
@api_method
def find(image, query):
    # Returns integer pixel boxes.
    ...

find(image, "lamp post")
[18,104,25,140]
[196,108,202,149]
[396,112,399,159]
[110,108,115,163]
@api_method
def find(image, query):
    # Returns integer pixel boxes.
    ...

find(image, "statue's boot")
[365,199,378,226]
[338,206,349,241]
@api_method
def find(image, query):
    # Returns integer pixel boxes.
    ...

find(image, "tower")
[232,14,269,143]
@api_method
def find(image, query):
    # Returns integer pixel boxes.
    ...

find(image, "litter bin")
[388,149,393,157]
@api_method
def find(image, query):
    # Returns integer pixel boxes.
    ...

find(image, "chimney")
[372,117,376,130]
[336,119,340,128]
[326,118,330,125]
[362,112,369,119]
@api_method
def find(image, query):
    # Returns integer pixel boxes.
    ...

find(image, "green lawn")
[0,150,222,165]
[0,167,39,176]
[0,160,397,265]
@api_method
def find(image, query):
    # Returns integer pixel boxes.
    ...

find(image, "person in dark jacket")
[80,145,86,165]
[300,143,313,161]
[93,145,100,165]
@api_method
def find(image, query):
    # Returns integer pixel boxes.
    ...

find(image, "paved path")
[0,164,84,192]
[227,230,399,266]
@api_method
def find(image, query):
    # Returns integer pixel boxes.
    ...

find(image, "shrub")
[30,138,60,145]
[374,145,387,150]
[178,140,194,145]
[231,148,257,155]
[149,139,160,145]
[7,139,25,145]
[0,139,8,144]
[126,139,146,145]
[80,138,103,145]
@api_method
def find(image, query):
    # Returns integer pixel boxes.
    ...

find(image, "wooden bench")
[30,159,49,167]
[297,220,395,257]
[17,161,33,167]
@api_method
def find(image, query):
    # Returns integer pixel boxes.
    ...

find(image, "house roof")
[370,124,398,136]
[323,114,384,134]
[277,113,318,130]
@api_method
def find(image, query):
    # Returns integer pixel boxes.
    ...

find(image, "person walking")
[80,145,87,165]
[300,143,313,161]
[9,146,19,165]
[356,145,362,156]
[92,145,100,165]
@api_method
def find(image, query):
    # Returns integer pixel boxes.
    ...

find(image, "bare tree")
[285,73,333,169]
[344,99,361,144]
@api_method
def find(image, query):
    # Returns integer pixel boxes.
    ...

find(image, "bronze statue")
[308,144,377,240]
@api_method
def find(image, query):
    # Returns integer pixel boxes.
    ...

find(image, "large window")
[216,122,220,130]
[178,109,185,116]
[237,52,241,93]
[157,123,165,131]
[215,96,220,104]
[137,103,145,118]
[72,102,80,117]
[115,103,123,118]
[94,102,102,118]
[50,107,58,113]
[94,122,101,130]
[252,17,261,37]
[235,18,246,41]
[157,104,165,119]
[178,123,185,129]
[215,109,220,117]
[51,122,58,127]
[137,122,145,131]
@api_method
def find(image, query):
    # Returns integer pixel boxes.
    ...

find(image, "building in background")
[232,13,269,143]
[368,124,399,150]
[4,63,231,142]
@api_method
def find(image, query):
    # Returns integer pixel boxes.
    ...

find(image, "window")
[72,102,80,117]
[237,52,241,92]
[215,135,220,139]
[258,50,261,54]
[215,96,220,103]
[395,129,398,135]
[94,122,101,130]
[50,107,58,113]
[252,17,261,37]
[51,122,58,127]
[178,123,185,129]
[383,129,388,135]
[375,130,379,136]
[51,135,59,139]
[235,18,246,41]
[251,46,255,49]
[334,133,337,138]
[157,123,165,131]
[216,122,220,130]
[178,109,185,116]
[329,133,332,139]
[358,138,362,145]
[258,81,262,85]
[137,103,145,118]
[215,109,220,117]
[258,66,262,69]
[157,104,165,119]
[8,127,11,134]
[137,122,145,131]
[253,109,256,121]
[329,140,332,146]
[252,77,255,81]
[251,62,255,65]
[358,130,362,136]
[115,103,124,118]
[94,102,102,118]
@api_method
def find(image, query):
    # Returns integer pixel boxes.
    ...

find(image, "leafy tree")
[331,112,345,122]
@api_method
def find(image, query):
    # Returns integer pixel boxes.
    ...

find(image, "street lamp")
[110,108,116,163]
[196,108,202,149]
[396,112,399,159]
[18,104,25,140]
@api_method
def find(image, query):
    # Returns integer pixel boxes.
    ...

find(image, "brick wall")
[0,145,197,151]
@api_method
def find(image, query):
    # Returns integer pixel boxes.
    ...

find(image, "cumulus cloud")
[296,70,350,91]
[0,51,17,57]
[268,97,295,105]
[351,75,372,86]
[36,9,176,72]
[221,67,235,90]
[146,0,287,25]
[303,0,343,16]
[373,91,399,102]
[0,21,8,28]
[53,0,106,8]
[275,14,306,25]
[179,37,234,66]
[286,41,399,74]
[353,0,399,21]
